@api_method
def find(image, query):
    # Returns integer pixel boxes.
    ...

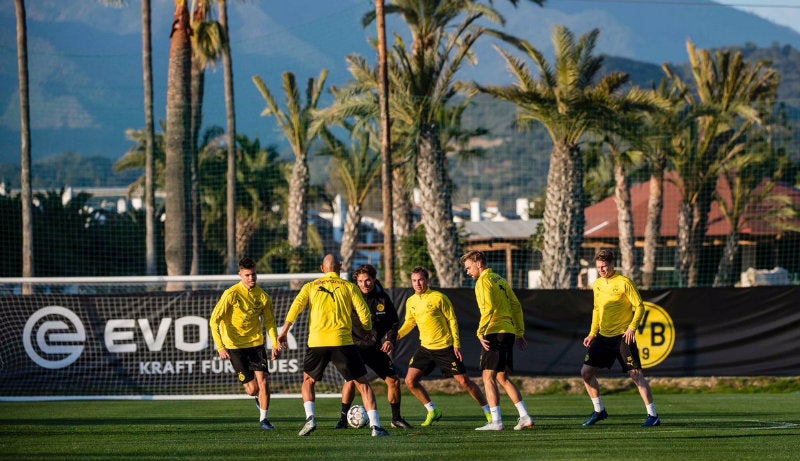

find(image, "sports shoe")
[259,419,275,430]
[513,414,534,430]
[475,421,504,431]
[420,408,442,427]
[582,409,608,427]
[390,418,412,429]
[485,412,493,423]
[371,426,391,437]
[333,419,348,429]
[641,415,661,427]
[298,416,316,436]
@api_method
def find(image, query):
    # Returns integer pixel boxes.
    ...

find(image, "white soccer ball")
[347,404,369,429]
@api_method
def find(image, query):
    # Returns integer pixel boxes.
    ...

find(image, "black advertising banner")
[1,287,799,398]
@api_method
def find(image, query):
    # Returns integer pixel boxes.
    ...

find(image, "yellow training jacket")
[590,272,645,337]
[285,272,371,347]
[475,269,525,338]
[209,282,278,351]
[398,288,461,350]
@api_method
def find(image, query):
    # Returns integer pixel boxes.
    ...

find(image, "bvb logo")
[635,302,675,369]
[376,303,385,312]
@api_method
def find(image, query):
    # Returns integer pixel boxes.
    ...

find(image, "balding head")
[321,254,341,273]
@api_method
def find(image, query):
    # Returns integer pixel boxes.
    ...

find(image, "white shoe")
[475,421,504,431]
[514,414,534,430]
[298,416,316,436]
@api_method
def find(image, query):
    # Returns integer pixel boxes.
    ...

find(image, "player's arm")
[352,286,372,332]
[279,285,309,349]
[584,294,600,348]
[261,295,281,359]
[396,301,416,341]
[624,280,645,345]
[475,278,493,342]
[441,295,462,350]
[209,293,230,359]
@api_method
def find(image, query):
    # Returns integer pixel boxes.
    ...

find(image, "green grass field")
[2,393,799,460]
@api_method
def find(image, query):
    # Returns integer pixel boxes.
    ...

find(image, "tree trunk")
[219,0,238,274]
[614,159,637,281]
[675,200,692,287]
[641,152,665,289]
[15,0,33,293]
[340,202,362,274]
[416,125,460,287]
[375,0,394,287]
[141,0,157,276]
[714,230,739,287]
[539,143,584,289]
[393,166,413,285]
[164,1,192,290]
[288,155,309,288]
[189,7,205,276]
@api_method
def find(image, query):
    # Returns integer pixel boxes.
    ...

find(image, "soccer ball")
[347,404,369,429]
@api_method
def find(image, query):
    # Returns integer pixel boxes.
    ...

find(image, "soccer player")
[278,254,390,437]
[461,250,534,431]
[397,266,491,427]
[209,257,280,430]
[334,264,412,430]
[581,249,661,428]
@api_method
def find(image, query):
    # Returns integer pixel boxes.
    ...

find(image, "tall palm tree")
[664,40,779,286]
[139,0,157,276]
[253,70,328,281]
[217,0,238,274]
[320,125,383,272]
[164,0,193,289]
[375,0,394,286]
[14,0,33,291]
[188,0,220,276]
[362,0,511,287]
[476,26,656,288]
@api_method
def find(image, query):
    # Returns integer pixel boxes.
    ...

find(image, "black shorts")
[303,345,368,382]
[583,334,642,372]
[408,346,466,377]
[358,345,398,380]
[479,333,515,372]
[228,345,269,384]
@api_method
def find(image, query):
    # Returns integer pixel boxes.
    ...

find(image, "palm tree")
[253,70,328,281]
[164,0,193,289]
[319,125,382,272]
[14,0,33,291]
[375,0,394,286]
[476,26,657,288]
[664,40,780,286]
[188,0,220,276]
[362,0,513,287]
[140,0,157,276]
[217,0,238,274]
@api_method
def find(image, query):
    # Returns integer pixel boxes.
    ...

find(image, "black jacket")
[351,282,399,348]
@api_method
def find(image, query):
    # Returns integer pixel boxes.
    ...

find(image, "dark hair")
[459,250,486,265]
[238,257,256,271]
[594,249,616,264]
[352,264,377,279]
[411,266,429,280]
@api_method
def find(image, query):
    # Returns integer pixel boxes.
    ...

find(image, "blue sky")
[722,1,800,33]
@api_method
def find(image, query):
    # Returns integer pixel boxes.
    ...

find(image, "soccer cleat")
[420,408,443,427]
[513,414,534,430]
[259,419,275,430]
[582,409,608,427]
[371,426,391,437]
[298,416,317,436]
[333,419,349,429]
[475,421,505,431]
[390,418,412,429]
[641,415,661,427]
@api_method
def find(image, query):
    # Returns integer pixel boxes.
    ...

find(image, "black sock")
[340,402,351,421]
[391,403,401,420]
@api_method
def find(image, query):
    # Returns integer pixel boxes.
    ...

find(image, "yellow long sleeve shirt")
[209,282,278,351]
[589,272,645,337]
[475,269,525,338]
[398,288,461,350]
[285,272,372,347]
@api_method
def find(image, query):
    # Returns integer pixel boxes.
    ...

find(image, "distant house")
[583,172,800,285]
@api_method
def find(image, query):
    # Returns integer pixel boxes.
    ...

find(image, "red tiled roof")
[584,172,800,239]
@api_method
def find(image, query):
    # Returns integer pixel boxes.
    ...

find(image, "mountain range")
[1,0,800,169]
